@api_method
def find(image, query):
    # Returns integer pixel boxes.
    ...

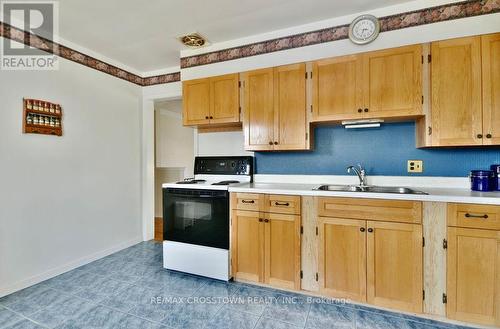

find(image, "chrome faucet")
[347,164,368,187]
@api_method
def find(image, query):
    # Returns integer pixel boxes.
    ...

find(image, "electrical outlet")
[408,160,423,173]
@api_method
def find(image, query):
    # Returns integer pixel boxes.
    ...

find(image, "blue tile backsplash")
[255,122,500,177]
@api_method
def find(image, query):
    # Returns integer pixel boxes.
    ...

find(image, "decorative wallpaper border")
[180,0,500,69]
[0,21,180,86]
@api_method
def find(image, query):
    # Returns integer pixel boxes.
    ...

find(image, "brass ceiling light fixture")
[178,33,208,48]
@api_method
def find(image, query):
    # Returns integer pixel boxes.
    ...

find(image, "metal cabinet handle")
[357,108,362,113]
[477,134,483,139]
[264,219,269,223]
[465,213,488,219]
[274,202,290,206]
[258,218,263,222]
[205,116,209,119]
[241,200,255,204]
[274,142,278,145]
[364,108,369,113]
[367,228,374,233]
[360,227,366,232]
[269,141,273,145]
[486,134,492,139]
[209,116,213,119]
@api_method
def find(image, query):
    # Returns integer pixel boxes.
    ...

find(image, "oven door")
[163,188,229,250]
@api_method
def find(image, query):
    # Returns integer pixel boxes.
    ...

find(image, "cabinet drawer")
[318,197,422,223]
[448,203,500,230]
[267,195,301,215]
[231,193,264,211]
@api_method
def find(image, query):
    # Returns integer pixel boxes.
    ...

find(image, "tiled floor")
[0,241,474,329]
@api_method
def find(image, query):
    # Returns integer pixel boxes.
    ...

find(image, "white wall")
[181,7,500,80]
[196,131,251,157]
[154,168,184,217]
[0,45,143,297]
[155,107,194,173]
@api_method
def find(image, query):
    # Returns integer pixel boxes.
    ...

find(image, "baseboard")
[0,236,143,298]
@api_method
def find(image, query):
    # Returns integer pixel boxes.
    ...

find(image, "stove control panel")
[194,156,253,176]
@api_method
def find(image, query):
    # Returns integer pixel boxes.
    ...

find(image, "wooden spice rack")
[23,98,63,136]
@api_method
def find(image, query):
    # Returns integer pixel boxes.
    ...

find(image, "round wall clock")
[348,14,380,45]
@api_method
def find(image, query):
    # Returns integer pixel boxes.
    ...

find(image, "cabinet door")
[482,33,500,145]
[274,63,308,150]
[447,227,500,326]
[264,213,301,290]
[182,78,211,125]
[366,221,423,313]
[209,74,240,124]
[312,55,363,121]
[431,37,482,146]
[362,45,422,118]
[242,68,275,150]
[318,217,366,302]
[231,210,264,282]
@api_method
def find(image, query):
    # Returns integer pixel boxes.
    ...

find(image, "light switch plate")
[408,160,423,173]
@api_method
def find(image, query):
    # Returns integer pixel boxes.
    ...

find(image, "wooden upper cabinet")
[447,227,500,326]
[318,217,367,302]
[482,33,500,145]
[311,45,422,122]
[363,45,423,118]
[183,74,240,127]
[242,68,275,151]
[209,74,240,124]
[430,36,483,146]
[264,212,301,290]
[242,64,308,151]
[183,78,211,125]
[312,55,363,121]
[274,63,308,150]
[366,221,423,313]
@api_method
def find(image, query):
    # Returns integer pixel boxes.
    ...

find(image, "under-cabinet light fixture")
[342,119,384,129]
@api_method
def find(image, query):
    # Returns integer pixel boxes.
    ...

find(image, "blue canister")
[470,170,495,191]
[490,165,500,191]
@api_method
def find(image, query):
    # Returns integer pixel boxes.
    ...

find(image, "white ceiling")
[59,0,411,73]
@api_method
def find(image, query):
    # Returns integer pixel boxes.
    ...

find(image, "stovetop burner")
[212,180,240,186]
[176,179,207,185]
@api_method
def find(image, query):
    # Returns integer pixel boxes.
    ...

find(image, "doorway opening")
[153,98,195,241]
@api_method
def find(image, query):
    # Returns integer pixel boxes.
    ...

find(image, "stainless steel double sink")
[314,185,428,195]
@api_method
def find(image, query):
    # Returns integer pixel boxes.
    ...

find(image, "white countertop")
[228,182,500,205]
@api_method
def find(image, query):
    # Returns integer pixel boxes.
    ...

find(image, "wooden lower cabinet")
[318,217,367,302]
[265,213,301,290]
[318,217,423,312]
[232,210,264,282]
[367,221,423,313]
[231,208,301,290]
[447,227,500,326]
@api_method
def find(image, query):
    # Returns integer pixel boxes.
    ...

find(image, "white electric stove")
[162,156,253,281]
